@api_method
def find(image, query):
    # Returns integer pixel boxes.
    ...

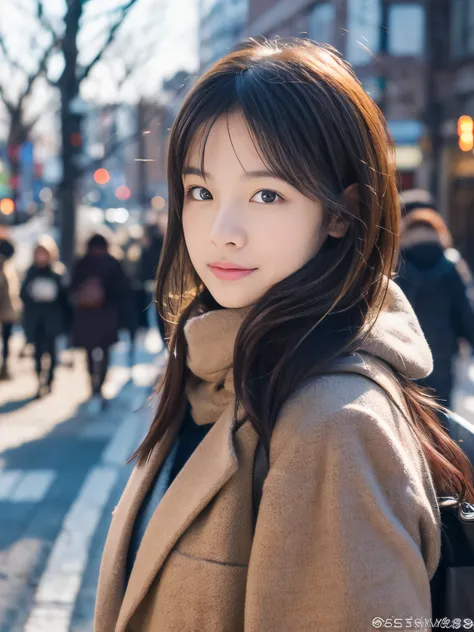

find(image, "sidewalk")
[1,336,474,632]
[0,330,166,632]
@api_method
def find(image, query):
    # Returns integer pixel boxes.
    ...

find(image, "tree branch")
[36,0,57,38]
[0,82,15,115]
[78,0,140,83]
[0,37,26,75]
[17,35,59,111]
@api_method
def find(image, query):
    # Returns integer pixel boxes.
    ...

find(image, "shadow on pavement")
[0,375,154,631]
[0,396,36,415]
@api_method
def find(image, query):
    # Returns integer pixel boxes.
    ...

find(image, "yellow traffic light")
[458,115,474,152]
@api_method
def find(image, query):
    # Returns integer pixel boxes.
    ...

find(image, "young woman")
[95,40,473,631]
[21,236,69,397]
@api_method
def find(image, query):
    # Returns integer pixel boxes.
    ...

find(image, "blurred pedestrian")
[397,208,474,408]
[96,40,472,631]
[399,188,437,214]
[71,233,130,408]
[139,223,166,343]
[120,241,143,366]
[0,238,20,380]
[20,236,70,397]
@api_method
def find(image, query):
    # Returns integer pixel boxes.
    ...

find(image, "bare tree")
[0,1,59,214]
[52,0,145,269]
[0,0,166,261]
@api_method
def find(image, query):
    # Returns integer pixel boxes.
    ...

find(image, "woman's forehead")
[184,113,266,175]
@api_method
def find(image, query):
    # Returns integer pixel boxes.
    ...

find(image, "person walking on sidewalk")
[397,208,474,409]
[139,223,167,344]
[71,233,130,408]
[95,40,474,631]
[20,236,70,398]
[0,237,21,380]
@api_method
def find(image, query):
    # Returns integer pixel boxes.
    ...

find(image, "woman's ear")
[328,183,360,238]
[327,215,349,238]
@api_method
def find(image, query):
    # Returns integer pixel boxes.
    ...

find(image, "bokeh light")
[0,198,14,215]
[115,185,131,201]
[94,168,111,185]
[151,195,166,210]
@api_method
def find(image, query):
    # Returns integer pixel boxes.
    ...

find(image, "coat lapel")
[115,403,239,632]
[94,419,181,632]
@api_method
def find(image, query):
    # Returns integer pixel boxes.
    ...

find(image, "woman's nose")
[209,206,247,248]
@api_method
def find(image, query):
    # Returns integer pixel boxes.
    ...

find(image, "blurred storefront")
[389,120,424,190]
[200,0,248,70]
[440,141,474,269]
[244,0,427,190]
[428,0,474,267]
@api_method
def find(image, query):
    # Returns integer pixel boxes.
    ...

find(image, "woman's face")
[34,247,51,267]
[182,113,342,308]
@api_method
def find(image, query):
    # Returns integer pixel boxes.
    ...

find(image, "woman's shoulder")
[272,356,409,454]
[270,357,438,524]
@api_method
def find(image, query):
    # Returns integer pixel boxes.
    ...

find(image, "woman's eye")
[187,186,213,201]
[251,190,282,204]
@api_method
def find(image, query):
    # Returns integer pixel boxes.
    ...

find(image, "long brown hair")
[131,39,473,502]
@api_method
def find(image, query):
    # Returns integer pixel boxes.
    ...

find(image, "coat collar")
[95,402,239,632]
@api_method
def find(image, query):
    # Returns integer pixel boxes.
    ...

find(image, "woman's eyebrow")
[241,170,282,180]
[182,166,212,179]
[182,166,282,181]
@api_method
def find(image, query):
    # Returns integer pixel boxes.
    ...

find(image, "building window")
[346,0,381,66]
[388,4,425,56]
[310,2,336,46]
[451,0,474,58]
[452,0,466,58]
[468,0,474,53]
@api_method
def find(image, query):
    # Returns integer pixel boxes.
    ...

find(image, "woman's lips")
[208,264,257,281]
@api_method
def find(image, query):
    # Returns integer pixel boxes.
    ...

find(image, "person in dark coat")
[139,224,166,343]
[71,233,130,407]
[397,208,474,409]
[20,236,69,397]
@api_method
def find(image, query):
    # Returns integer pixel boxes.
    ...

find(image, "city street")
[1,331,474,632]
[0,330,166,632]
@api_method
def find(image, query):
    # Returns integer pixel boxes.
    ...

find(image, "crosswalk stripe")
[24,466,118,632]
[10,470,56,502]
[0,470,24,500]
[23,392,152,630]
[0,469,56,502]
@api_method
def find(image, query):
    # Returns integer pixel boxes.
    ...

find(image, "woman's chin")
[206,284,260,309]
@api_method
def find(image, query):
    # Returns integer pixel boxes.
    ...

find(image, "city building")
[244,0,428,190]
[82,102,168,211]
[430,0,474,266]
[199,0,248,70]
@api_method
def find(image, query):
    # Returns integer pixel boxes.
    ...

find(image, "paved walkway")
[1,332,474,632]
[0,330,165,632]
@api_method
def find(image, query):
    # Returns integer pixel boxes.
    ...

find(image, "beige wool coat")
[0,260,21,323]
[95,281,441,632]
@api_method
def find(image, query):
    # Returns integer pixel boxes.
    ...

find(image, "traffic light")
[458,115,474,152]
